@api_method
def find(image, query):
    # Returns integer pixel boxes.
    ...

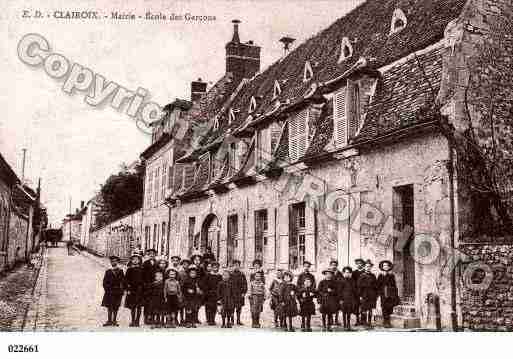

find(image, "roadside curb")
[20,249,48,331]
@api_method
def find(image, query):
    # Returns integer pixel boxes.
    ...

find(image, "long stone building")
[135,0,513,330]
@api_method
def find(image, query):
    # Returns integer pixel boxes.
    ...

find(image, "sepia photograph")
[1,0,512,357]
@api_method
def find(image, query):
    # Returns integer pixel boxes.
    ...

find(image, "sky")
[0,0,363,227]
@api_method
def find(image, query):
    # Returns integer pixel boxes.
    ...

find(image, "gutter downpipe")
[441,120,459,332]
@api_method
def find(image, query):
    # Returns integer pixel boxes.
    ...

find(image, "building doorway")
[201,214,220,260]
[393,185,415,303]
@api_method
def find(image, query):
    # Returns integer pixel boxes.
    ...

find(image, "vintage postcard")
[1,0,512,356]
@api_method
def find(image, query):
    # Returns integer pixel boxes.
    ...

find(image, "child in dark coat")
[352,258,365,324]
[124,254,144,327]
[329,260,343,326]
[101,256,125,327]
[279,271,299,332]
[339,266,358,331]
[230,260,248,325]
[269,269,285,328]
[181,267,203,328]
[377,260,400,328]
[217,270,235,328]
[201,262,222,326]
[249,271,266,328]
[317,269,339,332]
[296,261,316,288]
[357,260,378,329]
[147,271,166,328]
[297,276,317,332]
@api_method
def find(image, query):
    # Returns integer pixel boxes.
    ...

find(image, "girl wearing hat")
[317,269,338,331]
[269,269,285,328]
[377,260,400,328]
[124,254,145,327]
[101,256,125,327]
[279,271,299,331]
[357,260,378,329]
[339,267,358,331]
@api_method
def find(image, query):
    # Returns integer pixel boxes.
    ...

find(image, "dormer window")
[390,8,407,35]
[303,61,313,82]
[248,96,257,113]
[213,116,219,131]
[273,80,282,100]
[338,37,353,63]
[228,108,236,125]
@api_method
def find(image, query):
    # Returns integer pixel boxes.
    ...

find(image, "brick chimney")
[80,200,84,209]
[191,78,207,102]
[225,19,260,87]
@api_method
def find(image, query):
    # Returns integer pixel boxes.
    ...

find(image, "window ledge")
[284,162,308,173]
[333,147,359,159]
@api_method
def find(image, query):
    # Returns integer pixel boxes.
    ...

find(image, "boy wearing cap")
[357,260,378,329]
[101,256,125,327]
[353,258,365,325]
[317,269,338,332]
[249,259,265,284]
[124,254,144,327]
[181,267,203,328]
[230,260,248,325]
[296,261,316,289]
[269,269,285,328]
[201,262,222,325]
[377,260,399,328]
[142,249,158,324]
[339,267,358,331]
[177,259,190,326]
[329,260,343,326]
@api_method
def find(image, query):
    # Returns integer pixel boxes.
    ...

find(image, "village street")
[18,244,401,332]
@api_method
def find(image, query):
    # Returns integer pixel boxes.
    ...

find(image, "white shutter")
[288,109,308,162]
[334,87,347,148]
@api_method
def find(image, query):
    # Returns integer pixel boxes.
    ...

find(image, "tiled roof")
[174,0,467,198]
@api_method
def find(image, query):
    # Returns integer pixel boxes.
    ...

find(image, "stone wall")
[459,239,513,331]
[87,210,142,259]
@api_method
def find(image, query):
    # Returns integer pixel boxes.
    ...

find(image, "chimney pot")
[191,78,207,102]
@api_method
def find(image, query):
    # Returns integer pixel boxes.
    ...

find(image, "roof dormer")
[303,61,313,83]
[248,96,257,114]
[390,8,407,35]
[338,37,353,63]
[228,108,236,125]
[272,80,282,100]
[213,116,220,131]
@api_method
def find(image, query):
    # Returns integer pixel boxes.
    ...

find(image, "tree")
[94,162,144,228]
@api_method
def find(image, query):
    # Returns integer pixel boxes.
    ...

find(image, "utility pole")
[69,196,72,244]
[21,148,27,183]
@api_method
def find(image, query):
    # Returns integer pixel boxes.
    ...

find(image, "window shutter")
[270,122,281,153]
[288,109,308,162]
[333,87,347,148]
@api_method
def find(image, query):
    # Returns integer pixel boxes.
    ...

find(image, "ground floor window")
[289,202,306,270]
[255,209,268,262]
[188,217,196,255]
[227,214,238,266]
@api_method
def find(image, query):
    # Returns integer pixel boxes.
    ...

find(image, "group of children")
[101,249,400,331]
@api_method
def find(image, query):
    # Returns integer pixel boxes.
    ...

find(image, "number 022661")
[7,345,39,353]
